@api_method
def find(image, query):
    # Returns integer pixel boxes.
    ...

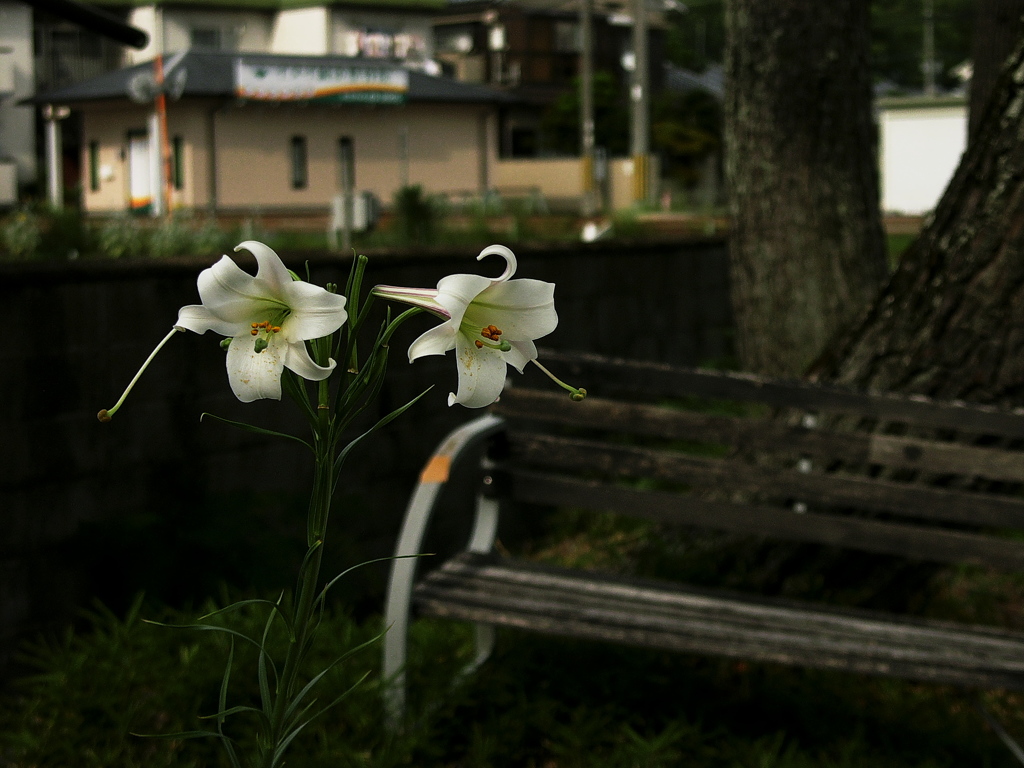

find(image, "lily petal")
[408,322,457,361]
[433,273,494,326]
[503,339,538,373]
[282,340,337,381]
[226,335,284,402]
[462,279,557,340]
[195,255,280,323]
[449,335,509,408]
[280,280,349,341]
[176,303,247,337]
[242,240,297,299]
[476,244,517,283]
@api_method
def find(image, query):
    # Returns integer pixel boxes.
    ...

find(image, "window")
[554,21,581,53]
[88,140,100,191]
[338,137,354,190]
[172,135,184,190]
[190,28,222,51]
[290,136,308,189]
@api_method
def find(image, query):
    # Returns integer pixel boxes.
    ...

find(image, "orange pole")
[154,55,173,214]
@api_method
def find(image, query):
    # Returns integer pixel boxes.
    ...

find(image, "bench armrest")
[382,412,505,726]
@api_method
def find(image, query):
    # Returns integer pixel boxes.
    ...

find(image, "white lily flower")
[373,244,559,408]
[175,240,348,402]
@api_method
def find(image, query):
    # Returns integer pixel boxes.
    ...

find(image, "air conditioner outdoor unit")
[330,191,379,233]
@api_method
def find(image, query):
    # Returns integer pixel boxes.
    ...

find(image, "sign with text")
[235,61,408,104]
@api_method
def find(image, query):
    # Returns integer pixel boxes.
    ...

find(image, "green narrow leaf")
[315,554,429,606]
[218,638,234,729]
[197,704,267,721]
[333,388,432,476]
[197,596,293,635]
[200,412,313,451]
[143,619,269,654]
[131,729,222,740]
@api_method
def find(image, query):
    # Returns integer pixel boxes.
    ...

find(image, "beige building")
[32,50,509,215]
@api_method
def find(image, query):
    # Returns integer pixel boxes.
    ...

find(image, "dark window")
[338,136,354,190]
[290,136,308,189]
[172,135,184,190]
[190,28,221,51]
[88,140,100,191]
[510,128,538,158]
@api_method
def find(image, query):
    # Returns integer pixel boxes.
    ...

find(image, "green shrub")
[0,207,42,259]
[40,207,91,259]
[192,217,229,255]
[97,214,146,259]
[148,213,194,259]
[393,184,437,244]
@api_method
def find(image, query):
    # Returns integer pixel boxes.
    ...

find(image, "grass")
[2,555,1024,767]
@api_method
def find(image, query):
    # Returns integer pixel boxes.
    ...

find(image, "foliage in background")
[663,0,726,73]
[392,184,437,245]
[871,0,974,93]
[541,71,630,157]
[97,213,146,259]
[660,0,975,94]
[0,207,42,260]
[652,89,722,188]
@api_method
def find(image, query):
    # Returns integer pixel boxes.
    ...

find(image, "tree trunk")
[809,35,1024,406]
[724,0,888,376]
[968,0,1024,145]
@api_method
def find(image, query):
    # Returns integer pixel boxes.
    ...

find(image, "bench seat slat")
[509,433,1024,528]
[415,555,1024,690]
[508,470,1024,570]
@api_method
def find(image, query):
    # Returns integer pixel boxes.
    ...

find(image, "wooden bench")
[382,350,1024,723]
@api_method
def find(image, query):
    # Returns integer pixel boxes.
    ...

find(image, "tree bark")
[809,35,1024,406]
[724,0,888,377]
[968,0,1024,145]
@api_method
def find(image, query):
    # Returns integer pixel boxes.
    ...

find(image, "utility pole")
[923,0,937,95]
[43,104,70,210]
[630,0,650,205]
[580,0,597,215]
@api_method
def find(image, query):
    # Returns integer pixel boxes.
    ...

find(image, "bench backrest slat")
[497,391,1024,483]
[509,432,1024,529]
[511,470,1024,570]
[535,351,1024,438]
[488,353,1024,571]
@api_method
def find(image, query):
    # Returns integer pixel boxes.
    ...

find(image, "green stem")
[262,376,334,768]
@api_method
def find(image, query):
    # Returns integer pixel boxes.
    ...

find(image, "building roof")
[93,0,447,9]
[27,50,515,106]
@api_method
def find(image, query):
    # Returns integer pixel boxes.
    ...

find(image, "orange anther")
[251,322,259,328]
[271,326,281,333]
[250,328,259,336]
[475,340,484,348]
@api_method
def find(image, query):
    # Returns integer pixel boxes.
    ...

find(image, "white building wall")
[879,97,967,215]
[162,9,272,54]
[0,1,37,192]
[271,8,331,55]
[126,6,161,61]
